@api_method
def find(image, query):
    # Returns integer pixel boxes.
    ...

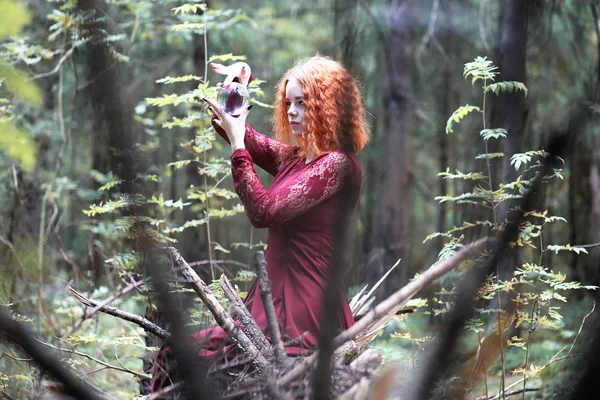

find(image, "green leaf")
[546,244,589,255]
[0,121,36,169]
[438,168,486,180]
[485,81,528,97]
[0,0,31,38]
[463,57,498,84]
[208,53,247,63]
[156,75,203,84]
[0,62,42,107]
[480,128,507,140]
[213,242,230,254]
[98,180,123,191]
[475,152,504,160]
[446,105,482,134]
[172,4,207,14]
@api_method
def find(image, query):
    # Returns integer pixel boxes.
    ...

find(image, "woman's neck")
[305,151,314,164]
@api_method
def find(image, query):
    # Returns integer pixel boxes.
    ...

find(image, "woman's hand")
[210,62,252,87]
[204,97,252,152]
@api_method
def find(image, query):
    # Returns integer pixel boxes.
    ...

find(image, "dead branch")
[61,277,148,343]
[68,286,170,340]
[253,251,286,360]
[220,274,271,351]
[163,247,269,369]
[277,238,488,387]
[342,237,489,348]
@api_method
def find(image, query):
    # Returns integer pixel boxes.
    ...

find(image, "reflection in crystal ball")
[217,82,250,116]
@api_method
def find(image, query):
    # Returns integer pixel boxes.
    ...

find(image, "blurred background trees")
[1,0,600,398]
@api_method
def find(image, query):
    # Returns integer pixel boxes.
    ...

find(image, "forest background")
[1,0,600,399]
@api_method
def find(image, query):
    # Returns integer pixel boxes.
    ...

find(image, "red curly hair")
[273,55,370,162]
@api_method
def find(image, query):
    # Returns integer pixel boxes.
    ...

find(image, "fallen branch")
[220,274,270,351]
[278,238,488,386]
[163,247,269,369]
[253,251,286,360]
[68,287,170,340]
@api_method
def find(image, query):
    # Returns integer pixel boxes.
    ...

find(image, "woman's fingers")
[210,62,226,74]
[240,104,253,120]
[210,62,251,87]
[203,97,222,116]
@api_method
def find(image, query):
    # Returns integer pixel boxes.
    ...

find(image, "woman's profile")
[152,55,370,391]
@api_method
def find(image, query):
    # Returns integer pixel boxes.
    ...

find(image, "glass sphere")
[217,82,250,116]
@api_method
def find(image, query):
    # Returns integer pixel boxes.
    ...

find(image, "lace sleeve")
[231,149,355,228]
[212,116,291,176]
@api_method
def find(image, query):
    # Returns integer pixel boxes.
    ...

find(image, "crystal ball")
[217,82,250,116]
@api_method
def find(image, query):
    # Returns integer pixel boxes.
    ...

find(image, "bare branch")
[339,237,489,348]
[164,247,269,369]
[253,251,286,360]
[220,274,270,351]
[68,286,170,340]
[61,277,148,342]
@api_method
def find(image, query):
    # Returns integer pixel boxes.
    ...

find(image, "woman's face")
[285,77,305,136]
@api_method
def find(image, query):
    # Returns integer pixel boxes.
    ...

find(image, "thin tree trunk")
[370,0,415,295]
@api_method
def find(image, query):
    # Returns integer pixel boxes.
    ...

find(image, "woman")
[152,55,369,390]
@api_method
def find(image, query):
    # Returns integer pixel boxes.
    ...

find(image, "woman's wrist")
[231,140,246,152]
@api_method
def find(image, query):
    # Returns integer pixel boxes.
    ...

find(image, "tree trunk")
[369,0,415,295]
[494,0,528,281]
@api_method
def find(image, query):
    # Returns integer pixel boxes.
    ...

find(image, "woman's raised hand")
[204,97,252,152]
[210,62,252,87]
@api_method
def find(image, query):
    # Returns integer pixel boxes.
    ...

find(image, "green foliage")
[0,0,31,38]
[463,56,498,84]
[480,128,507,140]
[429,56,596,392]
[445,104,481,134]
[485,81,528,97]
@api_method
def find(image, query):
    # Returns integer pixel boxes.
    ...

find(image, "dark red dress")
[152,124,360,390]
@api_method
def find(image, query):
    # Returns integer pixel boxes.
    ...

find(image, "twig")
[475,388,540,400]
[61,278,148,342]
[1,390,16,400]
[30,46,74,80]
[415,0,440,65]
[146,383,182,400]
[219,275,270,351]
[253,251,286,360]
[35,339,150,380]
[0,311,116,400]
[0,352,33,362]
[189,259,250,269]
[164,247,269,369]
[479,0,492,54]
[68,287,170,340]
[277,238,488,386]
